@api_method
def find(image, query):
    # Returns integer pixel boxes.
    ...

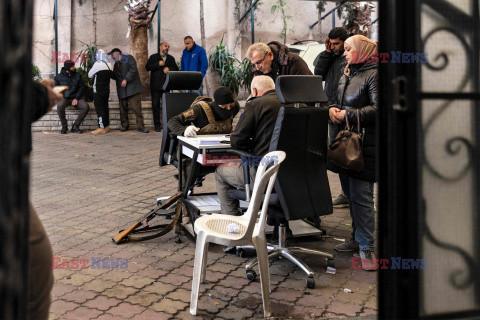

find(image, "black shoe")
[60,126,68,134]
[154,126,162,132]
[120,126,129,132]
[71,125,82,134]
[333,193,349,208]
[138,127,149,133]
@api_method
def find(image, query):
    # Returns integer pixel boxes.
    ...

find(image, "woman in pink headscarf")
[327,35,379,271]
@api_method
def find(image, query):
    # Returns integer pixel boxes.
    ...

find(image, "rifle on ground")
[112,192,183,244]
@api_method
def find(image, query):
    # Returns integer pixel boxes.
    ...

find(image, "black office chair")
[159,71,203,168]
[229,76,334,288]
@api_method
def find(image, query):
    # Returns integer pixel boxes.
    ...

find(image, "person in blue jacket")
[180,36,208,96]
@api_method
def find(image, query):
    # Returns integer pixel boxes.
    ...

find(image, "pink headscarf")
[344,35,377,77]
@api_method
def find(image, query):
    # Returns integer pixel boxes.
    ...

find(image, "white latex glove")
[184,125,199,137]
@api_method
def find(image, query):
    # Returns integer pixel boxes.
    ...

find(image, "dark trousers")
[56,98,89,127]
[339,173,375,251]
[93,93,110,128]
[151,90,163,130]
[119,93,144,129]
[28,202,53,320]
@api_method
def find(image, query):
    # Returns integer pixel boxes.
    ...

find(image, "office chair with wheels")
[159,71,203,168]
[228,76,334,288]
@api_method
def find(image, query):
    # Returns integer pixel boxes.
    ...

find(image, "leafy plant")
[76,43,99,102]
[208,36,252,97]
[236,58,253,93]
[32,64,42,81]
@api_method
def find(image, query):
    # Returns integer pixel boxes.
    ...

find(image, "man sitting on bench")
[167,86,240,188]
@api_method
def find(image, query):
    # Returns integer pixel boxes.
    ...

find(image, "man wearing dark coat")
[54,60,89,134]
[314,27,350,208]
[246,41,312,81]
[109,48,148,133]
[146,42,179,131]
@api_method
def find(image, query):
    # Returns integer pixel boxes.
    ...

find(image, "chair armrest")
[209,149,255,201]
[167,133,178,165]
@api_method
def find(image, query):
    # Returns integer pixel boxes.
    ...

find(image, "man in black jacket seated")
[54,60,89,134]
[146,42,179,131]
[314,27,350,209]
[215,75,281,215]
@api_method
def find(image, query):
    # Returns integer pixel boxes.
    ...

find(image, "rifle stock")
[111,192,182,244]
[112,221,141,244]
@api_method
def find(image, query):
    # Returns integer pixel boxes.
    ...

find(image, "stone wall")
[33,0,360,79]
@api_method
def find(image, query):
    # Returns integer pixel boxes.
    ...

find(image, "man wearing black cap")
[168,86,240,187]
[109,48,148,133]
[54,60,89,134]
[167,86,239,137]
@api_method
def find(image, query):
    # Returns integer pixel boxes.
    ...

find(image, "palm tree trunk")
[92,0,97,47]
[130,26,150,98]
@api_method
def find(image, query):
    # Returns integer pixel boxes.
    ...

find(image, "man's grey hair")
[251,75,275,92]
[246,42,271,60]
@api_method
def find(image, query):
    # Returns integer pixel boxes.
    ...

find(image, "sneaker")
[360,250,378,271]
[103,126,111,134]
[154,125,162,132]
[91,128,103,134]
[138,127,149,133]
[335,238,359,252]
[71,125,82,134]
[332,193,349,208]
[60,126,68,134]
[120,126,129,132]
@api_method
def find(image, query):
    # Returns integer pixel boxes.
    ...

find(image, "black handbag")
[327,109,365,172]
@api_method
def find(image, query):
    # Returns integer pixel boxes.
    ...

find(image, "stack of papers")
[195,135,230,146]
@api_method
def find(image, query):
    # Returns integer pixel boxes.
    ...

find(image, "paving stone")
[143,281,177,296]
[119,274,155,289]
[161,273,191,285]
[208,286,238,302]
[106,302,146,318]
[219,305,254,320]
[61,290,98,304]
[217,276,250,290]
[207,262,237,274]
[83,295,122,311]
[92,314,128,320]
[166,288,192,303]
[134,310,171,320]
[271,287,303,302]
[80,279,116,293]
[150,298,188,314]
[125,290,161,307]
[58,273,95,286]
[51,282,77,299]
[62,307,103,320]
[336,291,369,305]
[49,300,79,316]
[102,285,139,300]
[326,300,362,317]
[296,294,330,309]
[364,295,378,310]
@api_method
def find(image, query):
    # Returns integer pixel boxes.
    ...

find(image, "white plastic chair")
[190,151,286,318]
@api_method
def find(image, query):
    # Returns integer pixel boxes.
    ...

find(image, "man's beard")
[161,49,168,56]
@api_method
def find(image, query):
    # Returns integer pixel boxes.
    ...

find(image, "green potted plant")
[208,36,254,98]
